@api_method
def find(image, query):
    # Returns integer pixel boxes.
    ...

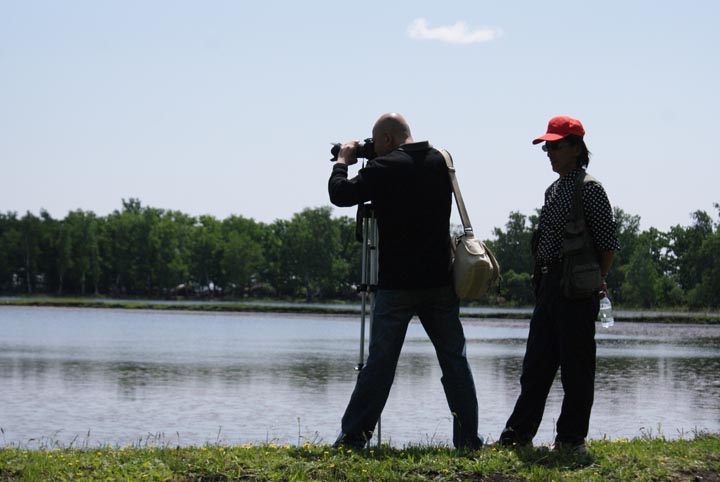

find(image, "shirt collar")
[560,167,585,183]
[398,141,431,152]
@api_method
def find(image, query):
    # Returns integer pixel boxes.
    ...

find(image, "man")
[498,116,620,453]
[328,112,483,450]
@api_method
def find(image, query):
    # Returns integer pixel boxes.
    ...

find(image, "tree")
[668,210,714,293]
[621,232,661,307]
[101,198,155,295]
[686,205,720,308]
[87,216,102,295]
[332,215,362,298]
[59,210,101,295]
[223,231,264,296]
[285,207,339,301]
[19,212,43,294]
[497,270,534,306]
[0,213,22,292]
[606,207,641,301]
[189,215,224,291]
[484,210,538,304]
[53,216,72,294]
[687,236,720,307]
[261,219,295,297]
[486,211,538,278]
[146,210,193,293]
[220,215,266,296]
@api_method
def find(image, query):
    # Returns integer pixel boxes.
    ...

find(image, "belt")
[539,261,562,274]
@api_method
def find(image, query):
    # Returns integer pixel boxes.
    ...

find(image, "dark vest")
[559,171,602,299]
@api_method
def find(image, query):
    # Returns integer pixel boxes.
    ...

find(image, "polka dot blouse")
[536,168,620,265]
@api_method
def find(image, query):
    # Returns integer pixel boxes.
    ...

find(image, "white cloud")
[407,18,503,45]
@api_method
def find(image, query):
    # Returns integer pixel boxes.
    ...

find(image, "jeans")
[337,285,482,449]
[502,268,599,445]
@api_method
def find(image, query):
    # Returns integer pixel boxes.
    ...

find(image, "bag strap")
[438,148,473,234]
[569,170,599,223]
[569,171,587,223]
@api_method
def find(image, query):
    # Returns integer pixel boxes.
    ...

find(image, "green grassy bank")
[2,298,720,323]
[1,434,718,481]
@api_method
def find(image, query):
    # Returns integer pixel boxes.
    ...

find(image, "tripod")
[356,203,381,446]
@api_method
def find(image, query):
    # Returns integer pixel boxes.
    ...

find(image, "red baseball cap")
[532,116,585,144]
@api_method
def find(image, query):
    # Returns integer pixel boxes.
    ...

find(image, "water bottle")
[599,296,614,328]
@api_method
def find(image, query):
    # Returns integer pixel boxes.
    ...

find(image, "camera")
[330,138,376,162]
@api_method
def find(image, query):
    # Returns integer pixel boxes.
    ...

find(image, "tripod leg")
[358,293,367,371]
[368,216,381,447]
[355,205,382,448]
[356,212,370,371]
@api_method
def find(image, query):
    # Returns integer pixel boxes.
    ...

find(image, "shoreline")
[2,297,719,324]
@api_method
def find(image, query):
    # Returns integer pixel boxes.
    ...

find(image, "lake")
[1,306,718,448]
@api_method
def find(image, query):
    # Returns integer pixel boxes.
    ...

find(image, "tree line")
[1,198,718,308]
[487,205,720,309]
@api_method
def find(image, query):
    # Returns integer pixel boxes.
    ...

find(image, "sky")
[2,0,719,240]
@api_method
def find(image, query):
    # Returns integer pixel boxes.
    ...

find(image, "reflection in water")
[0,306,718,448]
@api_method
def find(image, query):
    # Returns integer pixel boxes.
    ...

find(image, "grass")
[1,433,718,481]
[0,298,362,316]
[2,297,720,323]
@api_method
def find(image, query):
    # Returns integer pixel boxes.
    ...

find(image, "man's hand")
[336,141,359,166]
[600,280,609,298]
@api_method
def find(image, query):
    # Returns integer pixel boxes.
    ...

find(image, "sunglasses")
[542,141,570,152]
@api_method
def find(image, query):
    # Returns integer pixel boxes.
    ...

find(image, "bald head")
[372,113,413,156]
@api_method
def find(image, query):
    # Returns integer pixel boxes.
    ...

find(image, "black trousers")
[503,268,599,445]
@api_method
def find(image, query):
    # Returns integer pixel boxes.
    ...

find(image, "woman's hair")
[564,134,591,168]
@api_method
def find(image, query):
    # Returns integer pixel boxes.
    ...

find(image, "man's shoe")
[492,437,533,449]
[457,436,484,451]
[332,432,368,450]
[495,428,532,449]
[552,440,588,454]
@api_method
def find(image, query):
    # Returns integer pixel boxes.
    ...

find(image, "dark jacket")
[328,141,453,289]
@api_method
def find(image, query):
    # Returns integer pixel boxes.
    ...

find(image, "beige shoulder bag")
[438,148,500,299]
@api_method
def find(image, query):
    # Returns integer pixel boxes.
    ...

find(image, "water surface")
[1,306,718,448]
